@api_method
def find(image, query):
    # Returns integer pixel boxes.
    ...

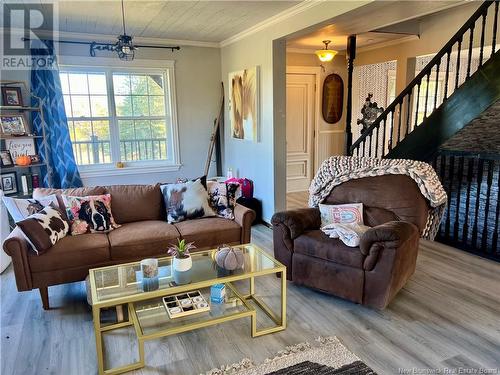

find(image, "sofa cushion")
[28,233,110,272]
[108,220,180,260]
[33,186,106,199]
[105,184,163,224]
[294,230,364,268]
[173,218,241,248]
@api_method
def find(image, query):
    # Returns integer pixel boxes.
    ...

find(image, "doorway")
[286,67,320,209]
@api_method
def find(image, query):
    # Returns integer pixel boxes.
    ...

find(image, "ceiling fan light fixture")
[315,40,338,62]
[116,34,135,61]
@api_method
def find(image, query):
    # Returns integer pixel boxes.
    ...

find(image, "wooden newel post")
[345,35,356,155]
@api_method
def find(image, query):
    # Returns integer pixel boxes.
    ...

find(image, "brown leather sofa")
[3,184,255,309]
[272,175,429,309]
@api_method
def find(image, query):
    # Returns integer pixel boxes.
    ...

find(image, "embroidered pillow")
[207,181,241,220]
[160,179,215,223]
[319,203,364,227]
[62,194,120,235]
[17,206,69,254]
[2,194,61,222]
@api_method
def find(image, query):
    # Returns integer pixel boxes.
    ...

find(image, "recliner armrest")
[271,208,321,239]
[2,227,33,291]
[360,221,419,271]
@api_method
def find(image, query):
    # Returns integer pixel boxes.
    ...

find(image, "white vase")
[172,256,192,285]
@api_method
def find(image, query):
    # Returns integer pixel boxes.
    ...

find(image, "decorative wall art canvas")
[228,66,259,141]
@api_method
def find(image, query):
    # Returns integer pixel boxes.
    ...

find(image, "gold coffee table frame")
[89,244,287,375]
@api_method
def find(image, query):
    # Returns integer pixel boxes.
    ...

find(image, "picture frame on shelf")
[30,154,41,164]
[0,114,28,135]
[0,172,18,195]
[1,86,23,107]
[0,150,14,167]
[5,138,36,160]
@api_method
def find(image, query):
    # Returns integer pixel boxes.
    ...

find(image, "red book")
[32,174,40,189]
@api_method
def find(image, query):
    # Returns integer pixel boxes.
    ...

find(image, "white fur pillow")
[2,194,60,222]
[160,179,215,223]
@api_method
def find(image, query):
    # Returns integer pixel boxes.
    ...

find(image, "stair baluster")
[479,10,487,66]
[466,25,475,79]
[433,62,440,110]
[443,51,451,100]
[492,1,498,56]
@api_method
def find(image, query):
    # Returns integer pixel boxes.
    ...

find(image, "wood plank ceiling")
[4,1,300,43]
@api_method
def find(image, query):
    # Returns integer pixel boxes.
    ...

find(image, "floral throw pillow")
[62,194,120,235]
[160,178,215,223]
[207,181,241,220]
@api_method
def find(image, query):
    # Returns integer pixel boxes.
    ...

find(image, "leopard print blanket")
[308,156,447,240]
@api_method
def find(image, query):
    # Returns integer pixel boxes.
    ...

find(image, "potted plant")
[168,238,196,285]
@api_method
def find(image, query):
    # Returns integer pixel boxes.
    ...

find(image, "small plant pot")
[172,256,192,285]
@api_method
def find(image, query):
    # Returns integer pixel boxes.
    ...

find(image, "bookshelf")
[1,80,53,197]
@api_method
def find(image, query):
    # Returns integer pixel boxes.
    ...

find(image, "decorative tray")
[162,290,210,319]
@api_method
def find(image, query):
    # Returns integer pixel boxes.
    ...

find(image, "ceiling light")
[315,40,338,62]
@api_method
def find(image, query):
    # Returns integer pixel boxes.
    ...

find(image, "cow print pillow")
[160,178,215,223]
[62,194,120,235]
[17,206,69,254]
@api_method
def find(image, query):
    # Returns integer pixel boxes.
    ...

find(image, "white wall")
[0,42,222,186]
[220,1,369,222]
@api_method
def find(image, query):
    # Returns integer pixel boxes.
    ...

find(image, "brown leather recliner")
[272,174,430,309]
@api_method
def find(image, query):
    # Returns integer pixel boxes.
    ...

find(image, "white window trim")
[58,56,181,178]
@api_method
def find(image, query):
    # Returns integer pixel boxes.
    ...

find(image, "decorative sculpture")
[357,93,384,133]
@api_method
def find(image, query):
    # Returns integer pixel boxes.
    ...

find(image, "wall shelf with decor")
[1,80,52,197]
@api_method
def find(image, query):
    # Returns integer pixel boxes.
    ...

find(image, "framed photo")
[0,172,18,195]
[0,150,14,167]
[1,87,23,107]
[5,138,36,159]
[0,115,28,135]
[30,154,41,164]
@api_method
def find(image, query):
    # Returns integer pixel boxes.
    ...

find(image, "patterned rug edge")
[202,336,375,375]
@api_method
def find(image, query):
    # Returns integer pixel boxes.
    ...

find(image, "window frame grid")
[59,62,180,174]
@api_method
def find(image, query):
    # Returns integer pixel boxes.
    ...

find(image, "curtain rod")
[21,37,181,52]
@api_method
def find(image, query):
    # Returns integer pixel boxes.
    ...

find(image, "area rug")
[203,336,376,375]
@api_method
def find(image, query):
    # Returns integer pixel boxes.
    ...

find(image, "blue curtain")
[31,41,82,188]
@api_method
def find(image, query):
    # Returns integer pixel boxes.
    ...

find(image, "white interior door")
[286,73,315,193]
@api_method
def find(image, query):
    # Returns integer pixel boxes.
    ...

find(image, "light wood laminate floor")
[1,225,499,375]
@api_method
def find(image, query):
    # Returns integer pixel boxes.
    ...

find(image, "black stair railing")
[349,0,499,158]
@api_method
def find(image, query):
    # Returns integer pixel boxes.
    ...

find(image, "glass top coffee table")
[89,243,287,375]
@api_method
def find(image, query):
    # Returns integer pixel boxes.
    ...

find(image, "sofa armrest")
[271,208,320,240]
[234,203,256,243]
[3,227,33,291]
[360,221,420,309]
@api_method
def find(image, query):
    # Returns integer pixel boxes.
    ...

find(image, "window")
[413,72,444,126]
[59,63,179,173]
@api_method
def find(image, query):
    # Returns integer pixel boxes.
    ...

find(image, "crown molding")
[220,0,325,48]
[2,28,220,48]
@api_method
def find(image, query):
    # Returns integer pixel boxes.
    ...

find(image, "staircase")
[349,0,500,261]
[350,0,499,160]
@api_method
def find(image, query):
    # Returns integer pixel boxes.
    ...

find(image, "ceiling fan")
[89,0,180,61]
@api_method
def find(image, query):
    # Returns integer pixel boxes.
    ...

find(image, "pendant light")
[315,40,338,62]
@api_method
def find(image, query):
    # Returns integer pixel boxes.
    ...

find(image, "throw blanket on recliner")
[309,156,447,240]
